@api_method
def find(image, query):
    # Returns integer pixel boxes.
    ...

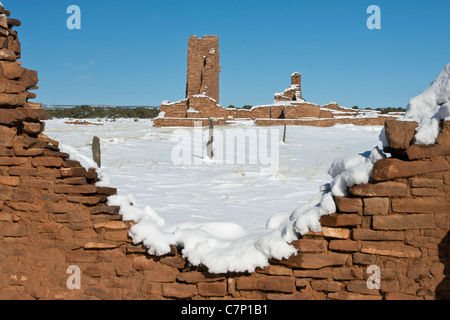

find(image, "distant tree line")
[227,105,253,110]
[227,104,407,114]
[46,105,160,119]
[352,106,406,114]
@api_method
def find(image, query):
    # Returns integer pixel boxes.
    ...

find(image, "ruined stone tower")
[186,35,220,104]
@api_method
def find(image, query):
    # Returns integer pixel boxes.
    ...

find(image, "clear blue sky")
[4,0,450,109]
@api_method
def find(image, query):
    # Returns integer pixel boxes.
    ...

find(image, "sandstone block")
[281,252,349,269]
[363,197,390,215]
[385,292,419,300]
[14,148,45,157]
[334,197,363,213]
[328,292,382,300]
[293,269,333,279]
[55,212,89,224]
[90,205,120,215]
[352,229,405,241]
[161,283,197,299]
[373,214,435,230]
[0,137,13,148]
[9,202,40,212]
[256,265,293,276]
[67,195,104,205]
[0,48,17,62]
[384,120,418,150]
[0,175,19,186]
[352,252,377,266]
[0,15,7,28]
[176,271,225,284]
[406,144,450,160]
[291,239,327,253]
[437,121,450,146]
[94,221,129,231]
[31,157,63,168]
[236,275,259,290]
[104,230,130,242]
[144,265,179,283]
[372,158,450,181]
[309,227,351,239]
[311,279,341,293]
[96,187,117,196]
[0,61,22,79]
[132,256,157,270]
[346,280,380,295]
[198,280,228,297]
[256,275,296,293]
[320,213,361,227]
[332,267,364,280]
[349,181,407,197]
[0,157,28,166]
[19,68,38,88]
[21,178,53,190]
[329,240,358,252]
[53,184,97,195]
[361,241,421,258]
[411,187,444,197]
[7,18,21,27]
[0,78,25,93]
[60,167,87,178]
[407,264,431,281]
[408,177,444,188]
[159,256,186,269]
[3,222,27,237]
[392,198,449,214]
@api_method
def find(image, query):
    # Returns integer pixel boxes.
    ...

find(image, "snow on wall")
[404,63,450,145]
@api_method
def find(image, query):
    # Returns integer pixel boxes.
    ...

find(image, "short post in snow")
[283,122,287,143]
[207,118,214,159]
[92,136,101,168]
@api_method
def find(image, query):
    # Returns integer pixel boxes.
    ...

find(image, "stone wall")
[256,116,395,127]
[186,35,220,104]
[1,5,448,300]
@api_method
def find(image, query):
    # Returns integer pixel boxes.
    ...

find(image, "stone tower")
[291,72,302,100]
[186,35,221,104]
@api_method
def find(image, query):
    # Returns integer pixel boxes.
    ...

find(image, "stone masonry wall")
[186,35,220,104]
[1,6,449,300]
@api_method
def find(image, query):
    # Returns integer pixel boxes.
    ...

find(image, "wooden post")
[207,118,214,159]
[283,122,287,143]
[92,136,101,168]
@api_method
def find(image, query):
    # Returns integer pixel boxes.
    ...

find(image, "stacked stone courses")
[0,5,448,300]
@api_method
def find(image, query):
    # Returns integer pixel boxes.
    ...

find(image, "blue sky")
[4,0,450,109]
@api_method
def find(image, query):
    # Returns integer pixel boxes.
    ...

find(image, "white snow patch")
[403,63,450,145]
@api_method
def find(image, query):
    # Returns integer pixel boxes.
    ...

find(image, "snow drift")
[403,63,450,145]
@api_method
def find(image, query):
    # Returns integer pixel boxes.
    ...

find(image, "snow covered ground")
[45,119,384,272]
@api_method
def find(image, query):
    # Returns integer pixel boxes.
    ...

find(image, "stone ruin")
[154,36,398,128]
[0,5,449,300]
